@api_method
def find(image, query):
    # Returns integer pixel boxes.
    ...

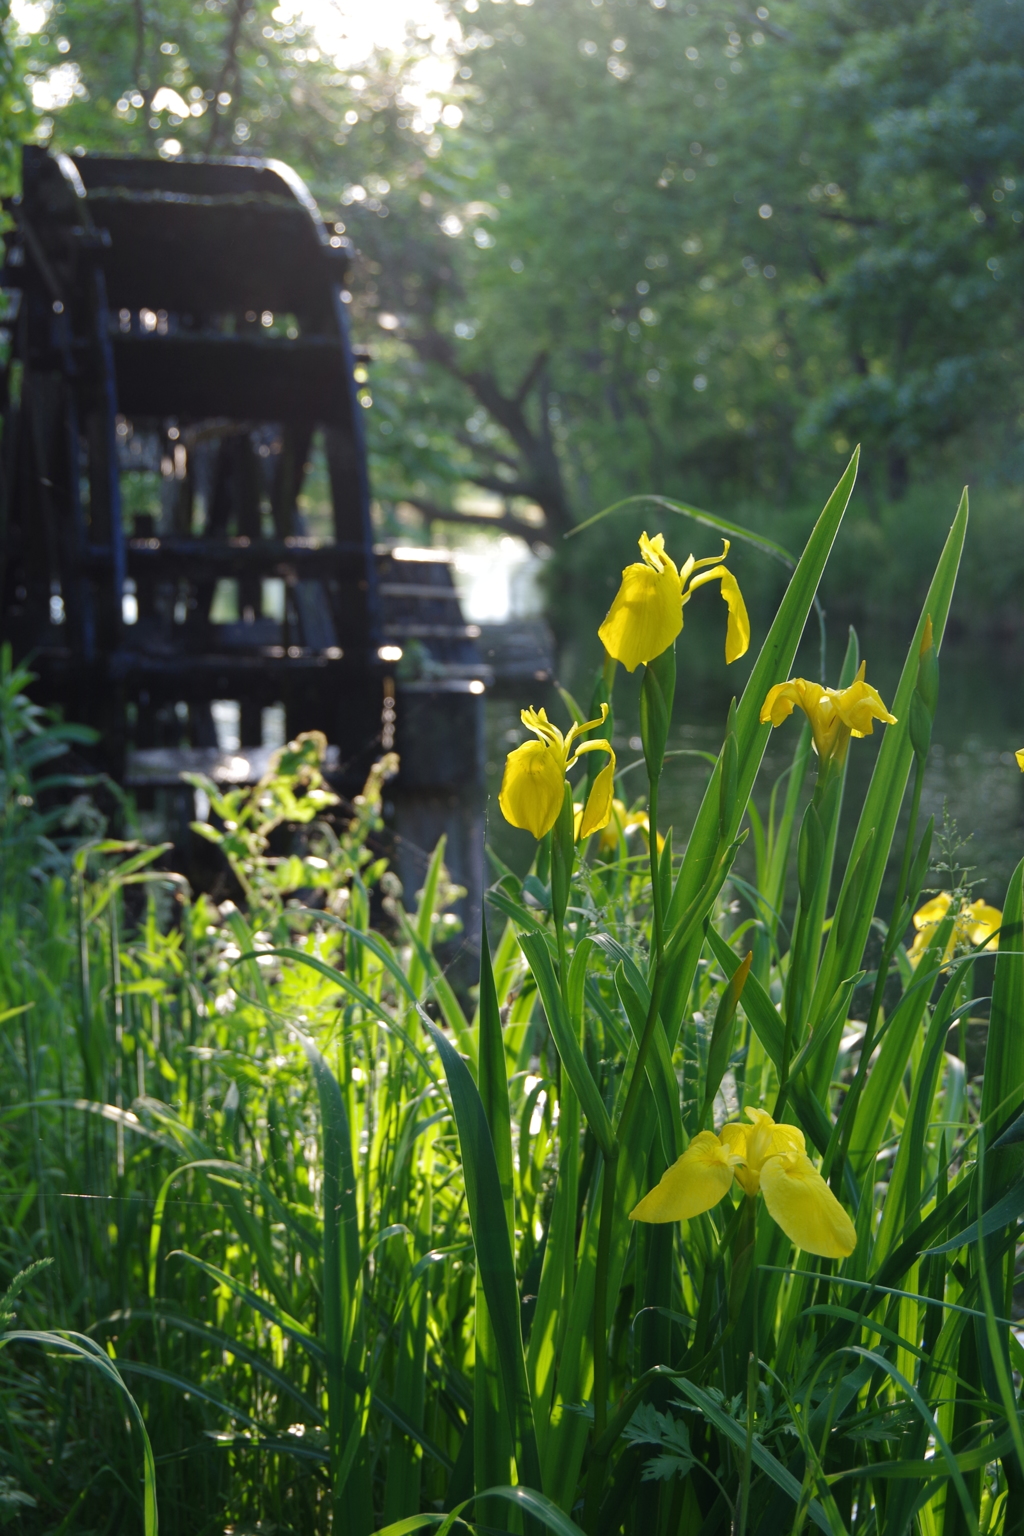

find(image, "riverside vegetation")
[4,450,1024,1535]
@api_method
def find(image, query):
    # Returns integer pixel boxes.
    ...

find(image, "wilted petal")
[629,1131,735,1223]
[759,1151,856,1259]
[498,739,565,839]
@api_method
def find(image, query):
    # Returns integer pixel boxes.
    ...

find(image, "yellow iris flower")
[598,532,750,673]
[629,1106,856,1259]
[591,799,668,855]
[595,798,630,853]
[622,808,666,856]
[908,891,1002,969]
[760,663,896,763]
[499,705,616,840]
[1016,749,1024,772]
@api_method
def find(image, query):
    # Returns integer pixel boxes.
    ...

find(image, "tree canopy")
[7,0,1024,550]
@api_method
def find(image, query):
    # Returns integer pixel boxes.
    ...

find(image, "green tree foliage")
[353,0,1024,527]
[7,0,1024,541]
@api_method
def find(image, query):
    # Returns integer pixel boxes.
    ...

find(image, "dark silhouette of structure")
[0,145,494,926]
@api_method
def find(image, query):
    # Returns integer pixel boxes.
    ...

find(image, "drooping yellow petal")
[564,702,611,756]
[686,565,750,663]
[1016,749,1024,772]
[719,568,750,663]
[598,546,683,672]
[760,679,821,731]
[629,1131,736,1223]
[577,748,617,839]
[759,1151,856,1259]
[498,739,566,839]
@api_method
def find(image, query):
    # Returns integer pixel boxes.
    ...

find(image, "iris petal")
[687,566,750,663]
[742,1111,805,1190]
[599,559,683,672]
[629,1131,735,1223]
[908,890,1002,968]
[578,752,616,838]
[831,679,897,738]
[498,740,566,838]
[759,1151,857,1259]
[761,673,894,761]
[719,1122,758,1196]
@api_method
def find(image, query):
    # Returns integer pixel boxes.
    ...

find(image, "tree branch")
[405,325,573,537]
[206,0,247,153]
[452,431,520,472]
[403,497,546,544]
[514,349,550,408]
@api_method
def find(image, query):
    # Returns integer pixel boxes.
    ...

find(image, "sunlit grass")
[1,463,1023,1534]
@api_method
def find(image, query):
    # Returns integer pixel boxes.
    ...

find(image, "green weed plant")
[2,456,1024,1535]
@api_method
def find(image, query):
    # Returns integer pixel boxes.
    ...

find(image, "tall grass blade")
[424,1015,544,1494]
[474,922,516,1513]
[295,1026,371,1534]
[1,1330,159,1536]
[807,488,969,1044]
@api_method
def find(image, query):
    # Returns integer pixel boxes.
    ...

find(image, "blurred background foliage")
[5,0,1024,647]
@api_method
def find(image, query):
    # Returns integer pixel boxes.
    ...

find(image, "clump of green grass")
[2,458,1023,1536]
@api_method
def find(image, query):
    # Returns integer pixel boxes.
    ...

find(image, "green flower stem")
[648,775,665,968]
[554,909,570,1007]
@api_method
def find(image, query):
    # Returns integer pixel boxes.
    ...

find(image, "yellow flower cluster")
[760,664,897,762]
[598,532,750,673]
[500,531,749,841]
[499,705,615,841]
[908,891,1001,968]
[630,1107,856,1259]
